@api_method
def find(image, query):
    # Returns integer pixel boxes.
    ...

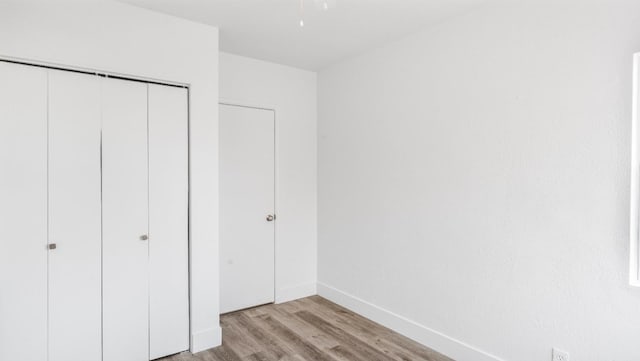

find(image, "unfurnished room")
[1,1,639,361]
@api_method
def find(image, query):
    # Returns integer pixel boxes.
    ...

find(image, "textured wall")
[318,3,640,360]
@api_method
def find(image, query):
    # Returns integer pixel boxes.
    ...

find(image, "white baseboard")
[191,326,222,353]
[276,282,317,304]
[317,282,505,361]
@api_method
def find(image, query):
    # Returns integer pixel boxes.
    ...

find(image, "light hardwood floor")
[160,296,453,361]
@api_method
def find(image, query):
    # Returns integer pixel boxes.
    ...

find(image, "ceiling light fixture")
[314,0,336,11]
[299,0,337,28]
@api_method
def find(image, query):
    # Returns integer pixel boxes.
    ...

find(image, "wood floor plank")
[159,296,453,361]
[327,344,367,361]
[267,311,346,359]
[295,297,428,361]
[263,305,328,340]
[263,305,341,350]
[294,310,395,361]
[232,312,295,360]
[209,347,244,361]
[251,312,339,361]
[220,319,265,358]
[307,296,454,361]
[242,352,270,361]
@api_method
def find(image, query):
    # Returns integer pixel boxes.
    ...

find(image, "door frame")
[219,100,278,307]
[0,57,193,356]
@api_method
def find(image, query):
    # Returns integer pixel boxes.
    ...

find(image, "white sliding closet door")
[0,62,48,361]
[102,78,150,361]
[48,70,102,361]
[148,85,189,359]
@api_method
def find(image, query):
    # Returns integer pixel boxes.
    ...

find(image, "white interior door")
[0,62,48,361]
[220,104,275,314]
[148,84,189,359]
[102,78,149,361]
[48,70,102,361]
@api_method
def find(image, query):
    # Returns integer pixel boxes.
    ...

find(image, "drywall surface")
[0,0,220,352]
[318,3,640,361]
[220,53,318,302]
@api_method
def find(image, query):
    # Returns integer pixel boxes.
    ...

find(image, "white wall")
[629,54,640,287]
[0,1,221,352]
[220,52,318,303]
[318,3,640,361]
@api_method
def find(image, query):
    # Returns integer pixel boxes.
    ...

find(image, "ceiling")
[119,0,487,71]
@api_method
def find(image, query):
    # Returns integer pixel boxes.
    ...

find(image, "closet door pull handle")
[48,243,57,250]
[140,235,148,241]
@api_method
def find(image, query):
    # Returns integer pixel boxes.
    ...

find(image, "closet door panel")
[0,62,48,361]
[102,78,149,361]
[148,85,189,359]
[48,70,102,361]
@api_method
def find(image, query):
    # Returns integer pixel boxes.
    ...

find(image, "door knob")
[266,215,275,222]
[140,234,148,241]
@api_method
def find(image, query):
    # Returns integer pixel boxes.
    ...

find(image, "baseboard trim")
[191,326,222,353]
[276,282,317,304]
[317,282,505,361]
